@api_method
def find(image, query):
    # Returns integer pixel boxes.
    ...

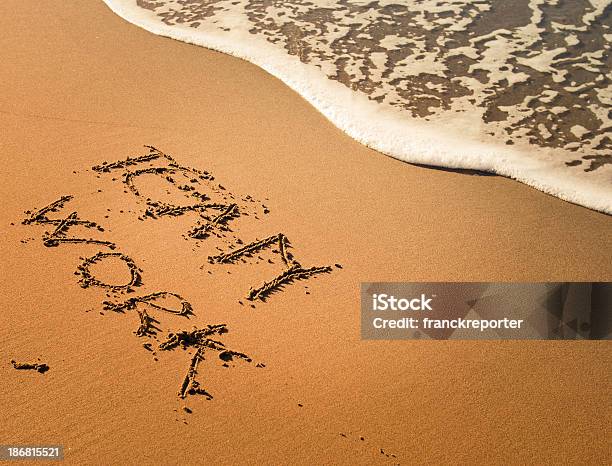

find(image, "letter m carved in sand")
[208,233,332,302]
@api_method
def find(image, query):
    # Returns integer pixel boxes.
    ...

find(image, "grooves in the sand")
[10,360,49,374]
[16,146,337,401]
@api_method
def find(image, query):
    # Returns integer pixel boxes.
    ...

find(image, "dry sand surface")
[0,1,610,464]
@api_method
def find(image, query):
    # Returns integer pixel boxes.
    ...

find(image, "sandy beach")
[0,1,610,464]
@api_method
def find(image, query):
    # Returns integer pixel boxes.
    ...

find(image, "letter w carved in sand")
[22,195,115,248]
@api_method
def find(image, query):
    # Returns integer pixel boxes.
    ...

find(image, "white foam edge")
[101,0,612,214]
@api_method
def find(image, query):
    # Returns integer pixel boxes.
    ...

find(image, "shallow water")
[104,0,611,212]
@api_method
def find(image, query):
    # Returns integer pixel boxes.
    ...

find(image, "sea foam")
[102,0,612,213]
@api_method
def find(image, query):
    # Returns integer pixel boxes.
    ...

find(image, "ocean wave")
[102,0,612,213]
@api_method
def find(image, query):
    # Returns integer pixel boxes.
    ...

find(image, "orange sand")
[0,1,610,464]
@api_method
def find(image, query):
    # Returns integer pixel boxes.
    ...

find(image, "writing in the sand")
[20,146,337,399]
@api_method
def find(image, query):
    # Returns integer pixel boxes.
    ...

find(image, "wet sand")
[0,1,610,464]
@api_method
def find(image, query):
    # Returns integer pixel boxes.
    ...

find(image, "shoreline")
[100,0,612,214]
[0,1,610,464]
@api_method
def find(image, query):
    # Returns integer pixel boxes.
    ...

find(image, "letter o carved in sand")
[75,252,142,291]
